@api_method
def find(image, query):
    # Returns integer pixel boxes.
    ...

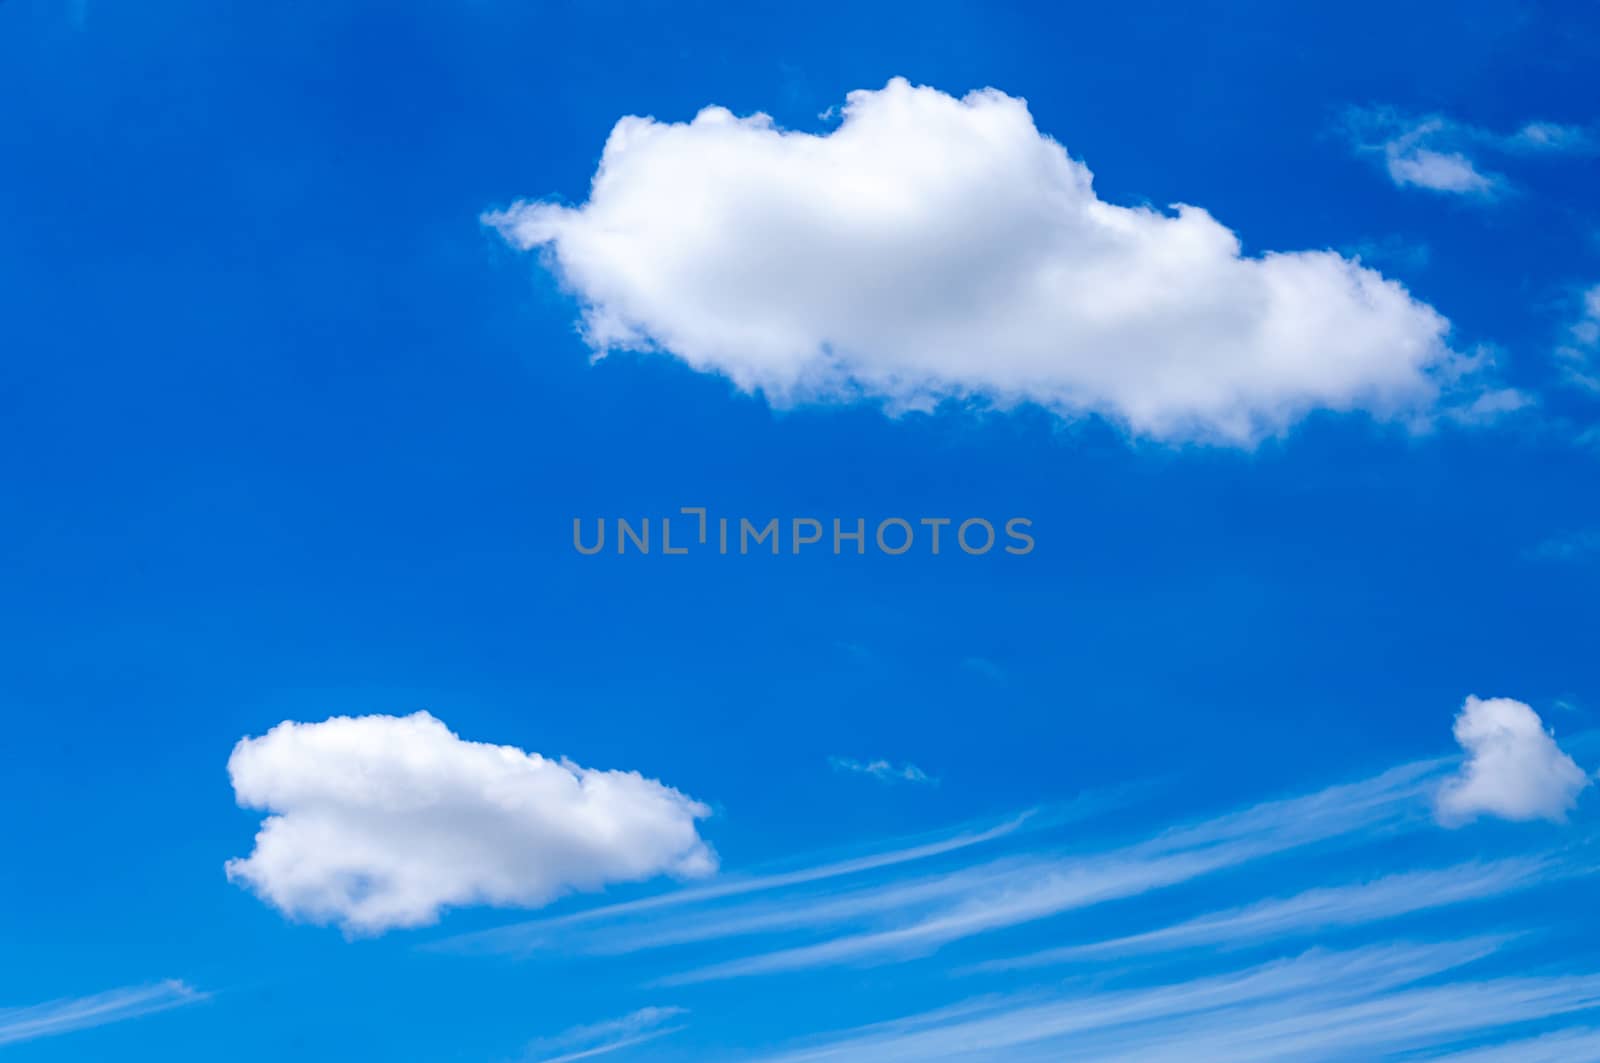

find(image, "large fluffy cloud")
[490,78,1468,444]
[1436,696,1590,825]
[225,712,716,934]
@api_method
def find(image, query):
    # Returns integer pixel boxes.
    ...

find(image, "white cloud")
[1437,696,1590,825]
[829,756,935,784]
[656,763,1437,985]
[458,762,1434,983]
[1368,117,1500,195]
[1555,283,1600,392]
[1429,1028,1600,1063]
[973,859,1548,971]
[225,711,716,935]
[431,741,1600,1057]
[436,810,1040,957]
[1580,285,1600,338]
[1442,386,1533,425]
[490,78,1471,446]
[1388,147,1498,195]
[1345,108,1593,198]
[524,1006,687,1063]
[1508,121,1596,155]
[751,940,1600,1063]
[0,981,204,1046]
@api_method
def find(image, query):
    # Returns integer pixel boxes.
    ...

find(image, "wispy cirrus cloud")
[1423,1028,1600,1063]
[657,762,1441,985]
[749,938,1600,1063]
[523,1006,687,1063]
[436,809,1041,958]
[443,760,1444,984]
[1343,106,1595,198]
[0,980,205,1047]
[436,700,1596,1060]
[969,859,1553,972]
[829,756,936,785]
[1554,283,1600,393]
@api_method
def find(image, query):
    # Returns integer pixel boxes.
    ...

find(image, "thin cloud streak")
[0,980,205,1046]
[524,1006,686,1063]
[434,808,1054,957]
[971,858,1553,972]
[1425,1028,1600,1063]
[748,939,1600,1063]
[659,763,1443,984]
[829,756,936,785]
[588,858,1039,956]
[432,741,1593,1059]
[531,1028,684,1063]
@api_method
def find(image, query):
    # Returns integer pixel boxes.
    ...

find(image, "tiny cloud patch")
[1436,696,1590,825]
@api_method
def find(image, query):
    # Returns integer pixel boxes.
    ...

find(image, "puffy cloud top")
[1437,696,1590,826]
[226,712,715,934]
[491,78,1465,444]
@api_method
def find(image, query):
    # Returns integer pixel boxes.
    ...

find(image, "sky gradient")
[3,1,1600,1060]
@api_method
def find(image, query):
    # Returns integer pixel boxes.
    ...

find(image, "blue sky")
[3,0,1600,1059]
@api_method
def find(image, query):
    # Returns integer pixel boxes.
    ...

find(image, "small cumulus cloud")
[1437,696,1590,826]
[829,756,936,785]
[1442,385,1535,425]
[225,712,716,935]
[1577,424,1600,455]
[1390,144,1498,195]
[1344,107,1594,198]
[1510,120,1596,154]
[1554,283,1600,393]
